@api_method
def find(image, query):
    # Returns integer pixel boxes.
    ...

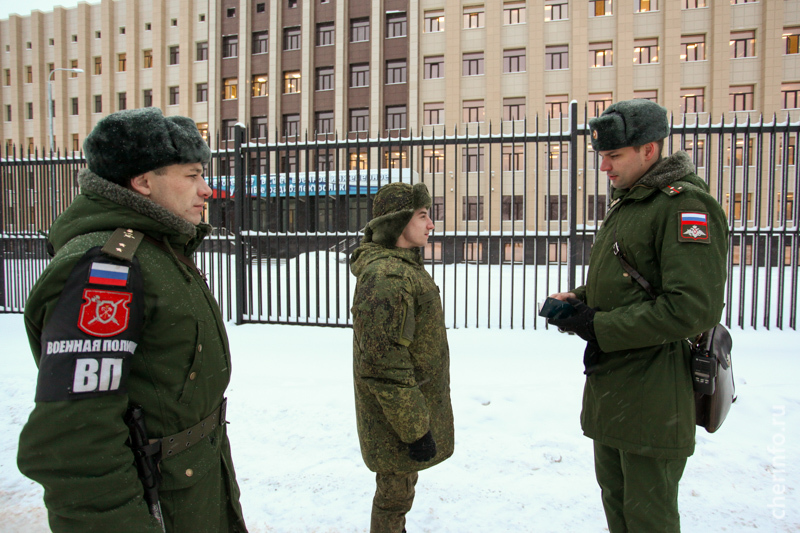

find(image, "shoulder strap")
[612,231,658,300]
[101,228,145,261]
[141,234,207,282]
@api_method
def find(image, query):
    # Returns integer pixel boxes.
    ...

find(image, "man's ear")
[644,142,659,162]
[129,173,152,196]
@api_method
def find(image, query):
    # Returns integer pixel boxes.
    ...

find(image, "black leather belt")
[159,398,227,459]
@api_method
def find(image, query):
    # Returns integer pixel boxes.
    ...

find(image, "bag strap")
[612,234,659,300]
[142,234,207,282]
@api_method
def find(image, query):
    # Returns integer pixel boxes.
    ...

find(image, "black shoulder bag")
[612,241,736,433]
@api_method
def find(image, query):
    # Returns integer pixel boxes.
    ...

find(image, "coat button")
[197,344,203,352]
[185,469,193,477]
[622,273,629,277]
[189,372,197,380]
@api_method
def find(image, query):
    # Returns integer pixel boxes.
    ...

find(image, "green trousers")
[593,441,688,533]
[370,471,418,533]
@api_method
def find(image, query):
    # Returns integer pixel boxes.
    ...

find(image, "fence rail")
[2,103,798,330]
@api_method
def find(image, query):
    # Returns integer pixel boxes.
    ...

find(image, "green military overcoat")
[351,243,455,473]
[17,170,247,532]
[573,151,728,459]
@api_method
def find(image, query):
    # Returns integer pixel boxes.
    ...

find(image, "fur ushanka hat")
[364,182,432,247]
[588,98,669,152]
[83,107,211,185]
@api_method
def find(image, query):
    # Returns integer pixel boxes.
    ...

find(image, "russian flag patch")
[679,212,710,242]
[89,262,130,286]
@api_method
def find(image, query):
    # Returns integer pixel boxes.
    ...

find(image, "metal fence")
[2,102,799,330]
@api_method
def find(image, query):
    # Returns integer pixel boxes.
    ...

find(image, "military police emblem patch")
[679,212,710,243]
[78,289,133,337]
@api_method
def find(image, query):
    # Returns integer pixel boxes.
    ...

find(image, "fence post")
[568,101,579,290]
[233,123,246,325]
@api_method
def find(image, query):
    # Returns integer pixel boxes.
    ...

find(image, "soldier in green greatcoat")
[548,99,728,532]
[351,182,455,533]
[17,108,247,532]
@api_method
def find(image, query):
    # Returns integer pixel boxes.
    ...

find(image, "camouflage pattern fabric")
[370,472,418,533]
[351,242,454,474]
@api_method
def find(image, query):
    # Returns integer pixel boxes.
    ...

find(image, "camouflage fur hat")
[588,99,669,151]
[83,107,211,185]
[364,182,432,247]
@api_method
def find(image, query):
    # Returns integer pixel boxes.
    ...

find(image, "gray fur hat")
[83,107,211,185]
[588,99,669,151]
[364,182,432,247]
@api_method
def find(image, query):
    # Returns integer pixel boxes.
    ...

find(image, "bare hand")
[548,291,576,301]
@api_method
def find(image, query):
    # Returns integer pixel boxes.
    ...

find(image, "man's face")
[396,207,435,249]
[598,145,651,190]
[133,162,211,225]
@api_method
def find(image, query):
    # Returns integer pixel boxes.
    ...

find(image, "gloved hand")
[408,430,437,462]
[548,297,597,343]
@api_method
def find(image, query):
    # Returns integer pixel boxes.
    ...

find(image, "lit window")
[680,88,705,114]
[589,42,613,68]
[784,28,800,55]
[590,0,612,17]
[681,35,705,61]
[545,1,568,21]
[143,49,153,68]
[588,92,612,117]
[252,75,268,97]
[424,11,444,32]
[283,71,301,94]
[633,39,658,64]
[730,30,756,59]
[223,78,238,100]
[636,0,657,13]
[730,85,754,111]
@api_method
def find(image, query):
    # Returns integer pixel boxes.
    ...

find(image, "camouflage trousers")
[593,441,688,533]
[370,471,419,533]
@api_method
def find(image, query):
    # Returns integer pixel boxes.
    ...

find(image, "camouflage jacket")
[350,243,454,473]
[572,151,728,459]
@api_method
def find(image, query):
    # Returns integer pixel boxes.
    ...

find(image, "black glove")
[408,430,437,462]
[548,297,597,343]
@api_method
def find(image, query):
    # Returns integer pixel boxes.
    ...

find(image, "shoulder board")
[101,228,144,262]
[660,183,686,197]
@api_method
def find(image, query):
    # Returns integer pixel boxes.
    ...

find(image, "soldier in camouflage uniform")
[351,182,455,533]
[548,99,728,532]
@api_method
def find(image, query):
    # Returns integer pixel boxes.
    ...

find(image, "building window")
[463,242,484,262]
[590,0,612,17]
[681,88,705,114]
[143,90,152,107]
[316,67,333,91]
[463,6,485,29]
[93,56,102,75]
[222,35,238,58]
[546,195,568,220]
[784,28,800,55]
[730,30,756,58]
[145,22,152,31]
[349,108,369,132]
[227,7,236,17]
[26,102,33,120]
[256,3,265,13]
[119,26,126,34]
[502,146,525,172]
[634,89,658,102]
[351,18,370,42]
[283,71,301,94]
[199,14,206,22]
[316,22,334,46]
[589,93,612,117]
[636,0,657,13]
[682,139,705,168]
[463,52,485,76]
[171,18,177,26]
[118,92,127,110]
[223,78,238,100]
[731,0,756,4]
[504,2,526,24]
[349,151,368,170]
[195,41,208,61]
[283,114,300,138]
[634,38,658,64]
[730,85,754,111]
[25,65,32,83]
[70,60,79,76]
[424,151,445,174]
[547,143,569,170]
[463,100,485,123]
[72,134,80,152]
[71,97,79,115]
[169,46,179,65]
[386,60,407,84]
[502,195,524,220]
[167,86,178,106]
[5,105,11,122]
[587,195,607,221]
[118,53,127,71]
[681,35,706,61]
[546,95,568,118]
[252,32,268,55]
[143,49,153,68]
[386,105,407,130]
[424,10,444,32]
[386,13,407,38]
[252,116,269,139]
[288,0,298,7]
[503,97,526,121]
[284,27,301,51]
[350,63,369,87]
[782,83,800,109]
[684,0,706,7]
[3,69,10,86]
[589,42,613,67]
[462,194,484,219]
[196,82,208,102]
[72,34,78,42]
[504,49,526,73]
[315,111,334,135]
[424,102,444,125]
[546,45,569,70]
[424,56,444,79]
[545,1,568,21]
[252,75,268,97]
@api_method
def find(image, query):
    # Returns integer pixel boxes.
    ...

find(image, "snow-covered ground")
[1,312,798,532]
